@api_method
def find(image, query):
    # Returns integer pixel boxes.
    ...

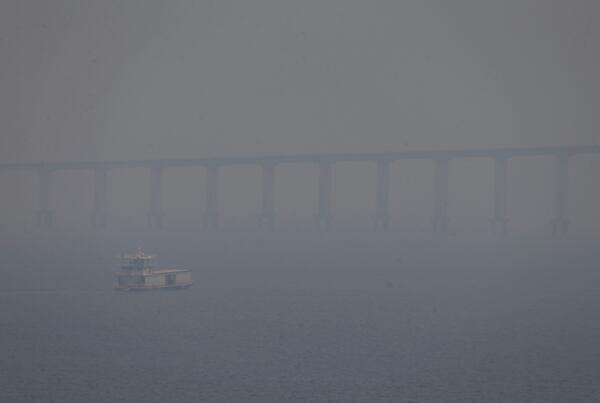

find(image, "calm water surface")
[1,234,599,402]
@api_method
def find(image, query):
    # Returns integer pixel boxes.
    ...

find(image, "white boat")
[115,249,192,291]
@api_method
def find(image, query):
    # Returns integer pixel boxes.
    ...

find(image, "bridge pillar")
[147,166,163,229]
[373,160,391,231]
[258,163,276,229]
[203,165,219,230]
[315,161,333,231]
[491,156,509,235]
[36,168,54,229]
[432,158,450,233]
[552,154,569,238]
[91,168,109,229]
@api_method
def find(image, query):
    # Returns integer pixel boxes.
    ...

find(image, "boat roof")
[116,269,190,277]
[152,269,190,274]
[120,249,156,261]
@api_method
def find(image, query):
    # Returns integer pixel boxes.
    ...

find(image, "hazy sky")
[1,0,599,163]
[3,6,600,400]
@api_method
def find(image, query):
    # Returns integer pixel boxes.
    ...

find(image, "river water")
[1,231,599,402]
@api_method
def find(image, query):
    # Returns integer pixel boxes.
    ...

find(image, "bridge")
[2,145,599,237]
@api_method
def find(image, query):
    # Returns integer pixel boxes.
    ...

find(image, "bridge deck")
[1,145,599,172]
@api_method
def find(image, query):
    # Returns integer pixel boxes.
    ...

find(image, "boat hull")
[116,269,192,291]
[115,283,192,291]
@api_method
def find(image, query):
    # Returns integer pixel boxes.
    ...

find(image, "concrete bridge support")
[203,165,220,229]
[147,166,164,229]
[91,168,109,229]
[432,158,450,233]
[315,161,333,231]
[258,163,276,229]
[491,156,509,235]
[552,155,569,238]
[36,168,54,229]
[373,160,391,231]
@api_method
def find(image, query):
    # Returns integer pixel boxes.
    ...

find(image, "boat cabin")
[116,250,192,290]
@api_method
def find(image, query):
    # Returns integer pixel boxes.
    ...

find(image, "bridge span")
[1,145,599,236]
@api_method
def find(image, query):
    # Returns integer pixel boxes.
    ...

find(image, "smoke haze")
[1,2,600,402]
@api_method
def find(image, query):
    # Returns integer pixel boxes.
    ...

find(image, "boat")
[115,249,192,291]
